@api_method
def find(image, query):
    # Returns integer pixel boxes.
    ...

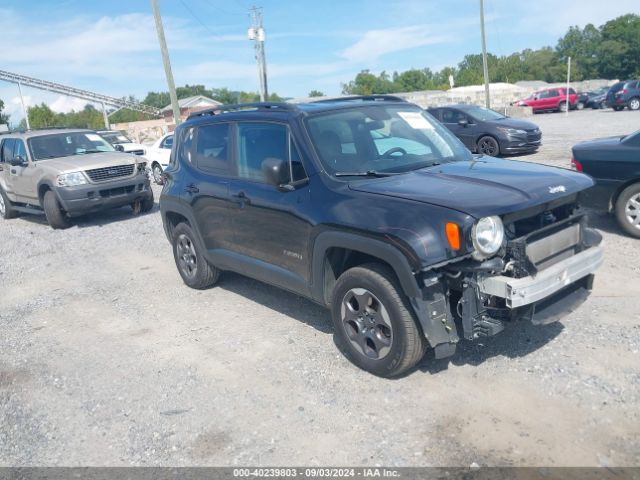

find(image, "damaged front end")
[412,199,604,360]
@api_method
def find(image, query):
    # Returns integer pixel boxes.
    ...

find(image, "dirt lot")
[1,109,639,467]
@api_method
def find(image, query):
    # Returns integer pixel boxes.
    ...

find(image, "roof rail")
[187,102,298,119]
[309,95,407,104]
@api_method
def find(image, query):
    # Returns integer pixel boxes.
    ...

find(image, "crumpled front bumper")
[476,239,604,309]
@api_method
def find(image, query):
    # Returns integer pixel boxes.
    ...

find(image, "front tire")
[331,263,426,378]
[171,222,220,289]
[558,101,569,113]
[0,187,18,219]
[615,183,640,238]
[131,189,154,215]
[43,190,71,229]
[477,136,500,157]
[576,101,585,110]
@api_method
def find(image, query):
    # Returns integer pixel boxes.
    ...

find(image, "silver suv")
[0,128,153,229]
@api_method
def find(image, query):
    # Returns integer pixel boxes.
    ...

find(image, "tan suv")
[0,128,153,229]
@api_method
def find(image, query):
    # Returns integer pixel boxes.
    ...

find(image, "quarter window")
[194,124,230,173]
[178,128,194,165]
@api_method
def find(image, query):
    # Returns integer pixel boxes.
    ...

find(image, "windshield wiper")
[334,170,401,178]
[79,149,106,154]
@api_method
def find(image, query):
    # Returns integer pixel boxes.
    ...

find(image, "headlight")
[497,127,527,135]
[57,172,87,187]
[472,216,504,259]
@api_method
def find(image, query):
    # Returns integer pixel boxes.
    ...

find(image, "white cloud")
[341,25,453,62]
[50,96,93,113]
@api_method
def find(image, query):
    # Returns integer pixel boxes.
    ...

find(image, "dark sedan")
[428,104,541,156]
[572,130,640,237]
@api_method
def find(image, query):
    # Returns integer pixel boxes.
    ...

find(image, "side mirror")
[115,144,125,152]
[262,157,290,188]
[10,155,26,166]
[458,119,469,127]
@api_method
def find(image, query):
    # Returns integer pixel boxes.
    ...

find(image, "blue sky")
[1,0,638,123]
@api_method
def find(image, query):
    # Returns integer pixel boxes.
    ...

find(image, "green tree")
[596,14,640,78]
[0,99,9,125]
[28,103,59,128]
[308,90,325,97]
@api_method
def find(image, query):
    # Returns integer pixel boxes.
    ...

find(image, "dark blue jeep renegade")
[160,96,603,377]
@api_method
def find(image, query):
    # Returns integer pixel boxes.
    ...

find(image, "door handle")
[231,191,251,206]
[185,184,199,194]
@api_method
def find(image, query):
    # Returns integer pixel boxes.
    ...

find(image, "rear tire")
[171,222,220,289]
[615,183,640,238]
[477,135,500,157]
[613,106,624,111]
[331,263,426,378]
[151,163,164,185]
[43,190,71,229]
[628,97,640,111]
[0,187,18,219]
[558,101,569,113]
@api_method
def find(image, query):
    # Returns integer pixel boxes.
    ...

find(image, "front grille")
[526,130,542,142]
[85,164,134,182]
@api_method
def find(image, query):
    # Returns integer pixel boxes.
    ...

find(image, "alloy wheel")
[625,193,640,231]
[340,288,393,360]
[478,137,499,156]
[153,165,163,184]
[0,194,5,216]
[630,98,640,111]
[176,234,198,278]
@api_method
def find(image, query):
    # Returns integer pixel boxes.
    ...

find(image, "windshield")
[101,133,133,145]
[465,106,506,122]
[306,106,472,176]
[28,132,115,160]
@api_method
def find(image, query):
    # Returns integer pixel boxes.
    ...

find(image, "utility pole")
[151,0,181,125]
[566,56,571,117]
[479,0,490,108]
[17,82,30,130]
[248,6,268,102]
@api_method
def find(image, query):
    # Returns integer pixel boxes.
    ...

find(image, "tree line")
[2,13,638,128]
[342,14,640,95]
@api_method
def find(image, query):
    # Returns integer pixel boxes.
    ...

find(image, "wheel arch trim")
[311,230,421,304]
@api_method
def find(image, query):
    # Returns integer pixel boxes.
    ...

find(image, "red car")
[515,87,578,113]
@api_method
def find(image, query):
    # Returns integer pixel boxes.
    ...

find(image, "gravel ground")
[1,109,639,467]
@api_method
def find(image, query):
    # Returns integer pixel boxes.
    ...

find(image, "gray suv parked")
[0,129,153,229]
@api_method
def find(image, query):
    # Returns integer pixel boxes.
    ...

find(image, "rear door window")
[194,124,230,174]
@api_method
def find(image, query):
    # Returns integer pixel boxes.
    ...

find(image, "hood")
[491,117,539,131]
[39,152,139,173]
[117,142,146,151]
[349,157,594,218]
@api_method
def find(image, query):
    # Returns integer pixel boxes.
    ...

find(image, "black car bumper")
[499,132,542,154]
[56,174,152,217]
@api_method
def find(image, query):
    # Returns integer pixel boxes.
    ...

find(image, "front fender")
[310,230,421,304]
